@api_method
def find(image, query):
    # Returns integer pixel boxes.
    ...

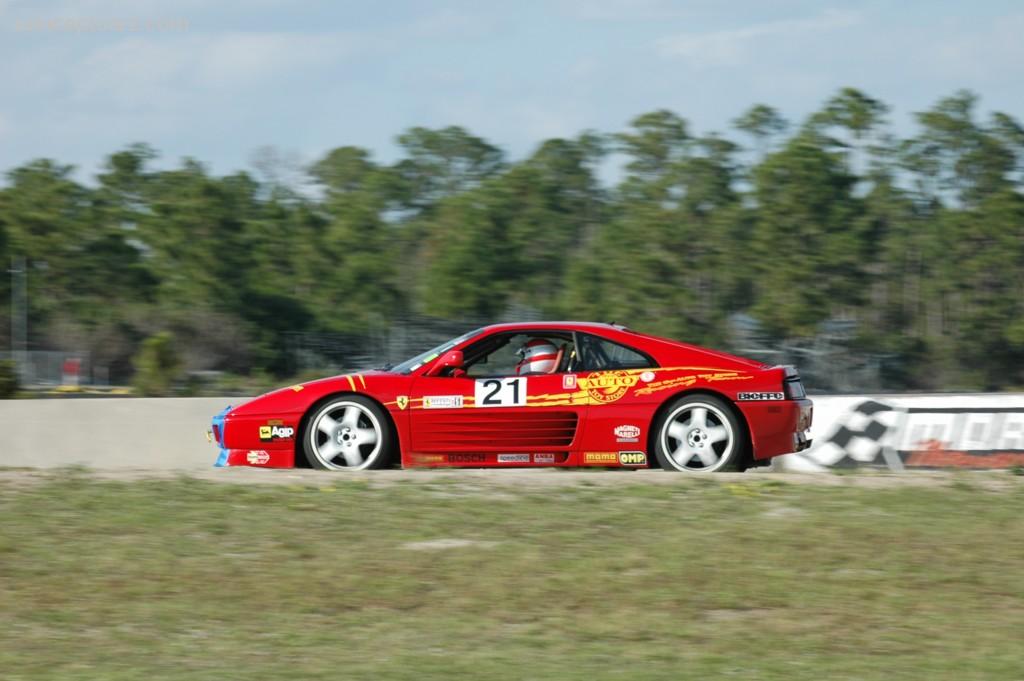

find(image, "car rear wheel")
[653,395,744,473]
[303,395,393,471]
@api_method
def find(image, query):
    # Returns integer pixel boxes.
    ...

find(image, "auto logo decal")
[395,395,409,410]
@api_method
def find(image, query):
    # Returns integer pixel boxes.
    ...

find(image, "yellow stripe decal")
[345,375,356,391]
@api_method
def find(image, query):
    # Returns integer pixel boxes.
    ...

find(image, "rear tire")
[652,395,745,473]
[302,395,394,471]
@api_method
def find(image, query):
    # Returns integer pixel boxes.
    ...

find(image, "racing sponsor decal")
[259,420,294,442]
[475,377,527,407]
[579,371,639,404]
[618,451,647,466]
[424,395,464,409]
[246,450,271,465]
[737,392,785,401]
[447,453,487,463]
[640,371,655,383]
[614,425,641,442]
[634,370,751,396]
[562,374,577,390]
[583,452,618,463]
[794,399,1024,470]
[395,395,409,410]
[413,454,445,464]
[497,453,531,463]
[533,453,556,463]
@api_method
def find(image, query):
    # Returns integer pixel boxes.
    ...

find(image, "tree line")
[1,87,1022,391]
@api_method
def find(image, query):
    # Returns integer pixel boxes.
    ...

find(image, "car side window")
[463,333,575,377]
[577,334,654,371]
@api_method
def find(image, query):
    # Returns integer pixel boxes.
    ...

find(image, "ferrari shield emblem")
[396,395,409,411]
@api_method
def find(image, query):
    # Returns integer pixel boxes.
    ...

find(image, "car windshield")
[388,328,483,374]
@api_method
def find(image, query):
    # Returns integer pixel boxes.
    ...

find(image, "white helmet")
[516,338,560,375]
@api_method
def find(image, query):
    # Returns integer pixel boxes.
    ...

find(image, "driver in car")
[515,338,561,375]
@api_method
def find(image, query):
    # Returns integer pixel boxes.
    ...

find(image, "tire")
[302,395,394,471]
[652,394,745,473]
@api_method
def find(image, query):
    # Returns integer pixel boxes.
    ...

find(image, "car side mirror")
[425,349,464,377]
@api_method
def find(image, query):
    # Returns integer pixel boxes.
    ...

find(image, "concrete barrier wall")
[0,397,238,470]
[3,394,1023,472]
[777,393,1024,471]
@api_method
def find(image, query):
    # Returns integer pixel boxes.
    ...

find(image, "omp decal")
[497,453,530,463]
[246,450,270,465]
[395,395,409,410]
[583,452,618,463]
[618,451,647,466]
[737,392,785,401]
[259,420,294,442]
[423,395,464,409]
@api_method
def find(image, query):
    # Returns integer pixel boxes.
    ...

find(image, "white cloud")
[64,30,376,111]
[657,8,861,67]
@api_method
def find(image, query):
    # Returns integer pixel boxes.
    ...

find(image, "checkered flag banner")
[813,400,903,468]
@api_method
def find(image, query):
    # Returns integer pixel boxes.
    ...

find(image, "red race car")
[210,322,812,473]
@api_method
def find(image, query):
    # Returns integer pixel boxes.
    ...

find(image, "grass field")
[1,471,1022,680]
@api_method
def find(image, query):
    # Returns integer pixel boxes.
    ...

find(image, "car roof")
[478,321,626,334]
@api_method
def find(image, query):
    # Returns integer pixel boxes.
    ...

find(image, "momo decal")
[423,395,464,409]
[259,420,294,442]
[583,452,618,463]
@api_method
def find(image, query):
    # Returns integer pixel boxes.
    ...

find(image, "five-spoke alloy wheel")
[303,395,393,470]
[652,395,745,472]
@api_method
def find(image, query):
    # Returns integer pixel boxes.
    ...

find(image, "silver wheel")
[659,400,735,472]
[307,399,384,470]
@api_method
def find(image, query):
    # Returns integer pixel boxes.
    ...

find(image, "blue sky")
[1,0,1022,182]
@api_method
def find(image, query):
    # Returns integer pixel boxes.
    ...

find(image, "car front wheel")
[303,395,394,471]
[652,395,745,472]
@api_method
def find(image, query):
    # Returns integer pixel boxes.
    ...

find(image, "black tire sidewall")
[302,394,395,470]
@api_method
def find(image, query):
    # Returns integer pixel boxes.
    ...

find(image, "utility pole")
[10,256,27,383]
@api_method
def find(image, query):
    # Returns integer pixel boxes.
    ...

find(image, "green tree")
[132,332,182,396]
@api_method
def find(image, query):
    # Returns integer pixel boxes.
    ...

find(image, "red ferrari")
[210,322,812,473]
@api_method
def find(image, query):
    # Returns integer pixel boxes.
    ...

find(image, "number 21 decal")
[475,377,527,407]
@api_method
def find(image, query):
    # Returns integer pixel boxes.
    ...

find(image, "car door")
[407,331,583,464]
